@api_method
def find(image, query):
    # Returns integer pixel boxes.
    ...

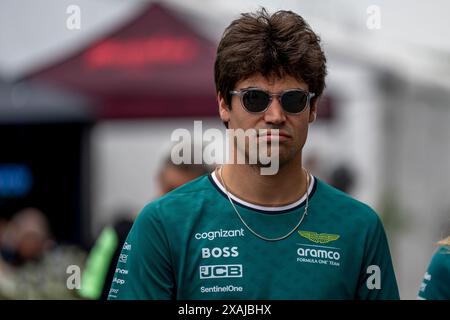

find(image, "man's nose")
[263,97,286,125]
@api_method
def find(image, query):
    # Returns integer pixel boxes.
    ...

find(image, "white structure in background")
[90,118,224,230]
[1,0,449,300]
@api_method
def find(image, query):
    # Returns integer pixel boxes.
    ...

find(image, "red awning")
[28,3,218,119]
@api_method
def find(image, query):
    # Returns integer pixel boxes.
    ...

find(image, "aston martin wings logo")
[298,231,340,244]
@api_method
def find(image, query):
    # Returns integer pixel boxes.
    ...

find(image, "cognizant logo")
[195,228,245,241]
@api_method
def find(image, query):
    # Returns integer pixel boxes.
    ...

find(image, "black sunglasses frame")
[229,88,315,115]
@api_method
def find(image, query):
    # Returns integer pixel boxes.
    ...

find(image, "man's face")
[218,73,317,168]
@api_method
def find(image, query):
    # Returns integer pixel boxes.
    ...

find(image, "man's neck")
[218,156,309,207]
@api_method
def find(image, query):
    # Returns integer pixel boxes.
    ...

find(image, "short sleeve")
[107,203,175,300]
[356,213,400,300]
[417,246,450,300]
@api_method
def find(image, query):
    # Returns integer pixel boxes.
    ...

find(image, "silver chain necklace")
[218,166,310,242]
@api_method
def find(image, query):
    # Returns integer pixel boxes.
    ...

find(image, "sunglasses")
[229,88,315,114]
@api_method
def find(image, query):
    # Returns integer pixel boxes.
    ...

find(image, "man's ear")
[309,96,319,123]
[217,92,231,124]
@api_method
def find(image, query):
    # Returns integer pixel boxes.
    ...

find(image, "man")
[108,8,399,300]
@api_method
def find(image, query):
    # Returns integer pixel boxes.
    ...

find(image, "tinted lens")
[242,90,270,112]
[281,90,308,113]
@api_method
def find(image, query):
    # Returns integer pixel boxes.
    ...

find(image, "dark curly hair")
[214,8,327,111]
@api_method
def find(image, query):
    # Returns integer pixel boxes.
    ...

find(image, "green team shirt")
[418,246,450,300]
[108,172,399,300]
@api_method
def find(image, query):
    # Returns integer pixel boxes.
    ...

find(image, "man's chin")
[258,144,292,159]
[253,150,296,170]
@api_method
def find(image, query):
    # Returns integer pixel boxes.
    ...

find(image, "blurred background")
[0,0,449,299]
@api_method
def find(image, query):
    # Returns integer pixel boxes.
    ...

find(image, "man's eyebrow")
[239,86,261,90]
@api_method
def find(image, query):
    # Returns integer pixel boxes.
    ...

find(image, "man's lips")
[257,130,292,141]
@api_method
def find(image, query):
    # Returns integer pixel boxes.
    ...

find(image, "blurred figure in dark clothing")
[79,214,133,300]
[328,164,356,194]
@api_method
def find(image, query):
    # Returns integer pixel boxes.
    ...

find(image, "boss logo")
[199,264,243,279]
[201,246,239,259]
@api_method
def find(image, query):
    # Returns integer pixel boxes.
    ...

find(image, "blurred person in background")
[0,208,54,267]
[303,154,358,195]
[78,150,210,300]
[157,153,213,197]
[417,236,450,300]
[0,207,86,299]
[328,163,356,195]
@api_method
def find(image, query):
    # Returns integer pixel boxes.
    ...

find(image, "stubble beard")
[242,141,299,172]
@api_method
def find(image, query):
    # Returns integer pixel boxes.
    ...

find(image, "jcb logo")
[199,264,243,279]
